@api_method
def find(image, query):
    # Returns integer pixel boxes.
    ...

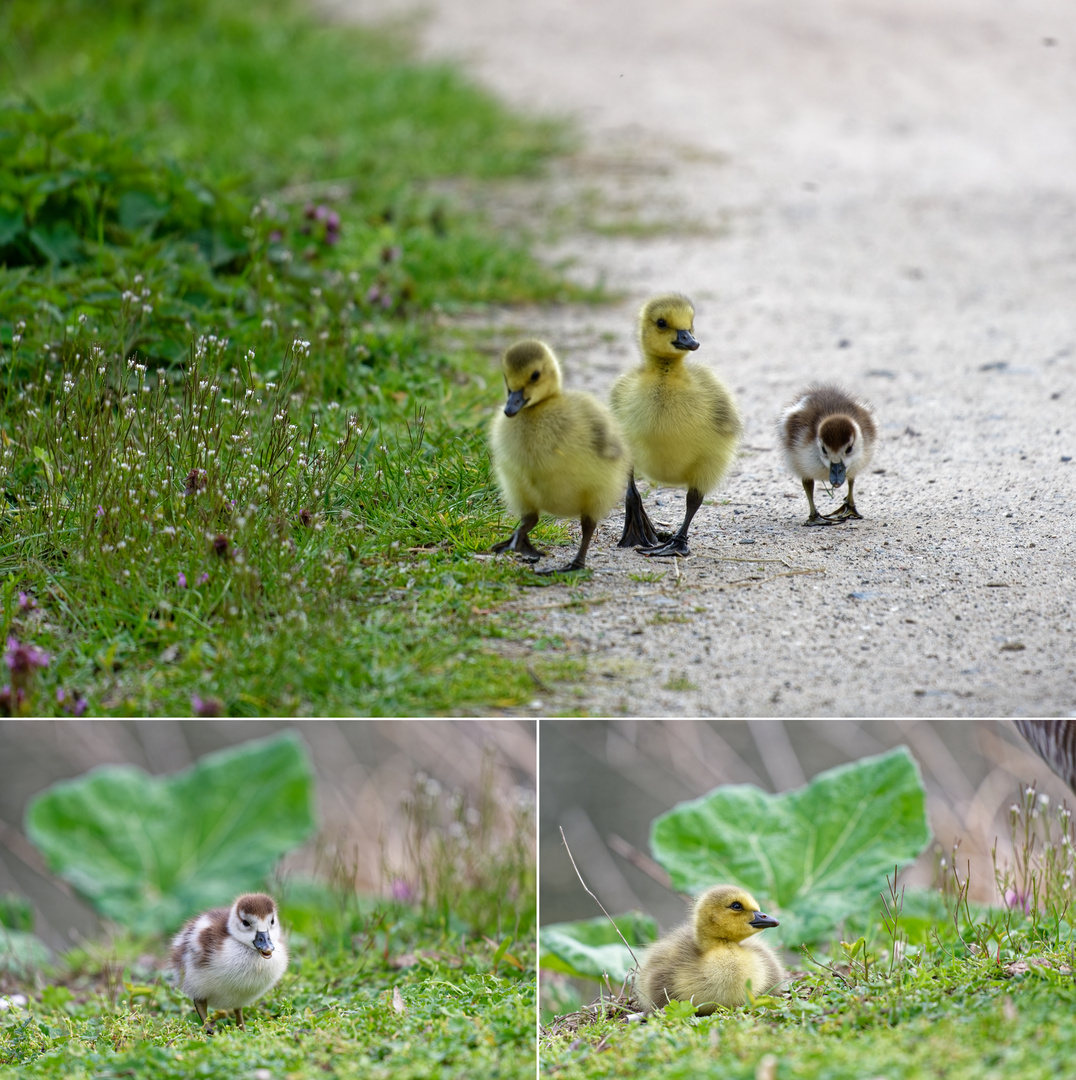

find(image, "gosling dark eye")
[241,919,251,928]
[530,370,540,382]
[730,902,743,911]
[656,318,668,329]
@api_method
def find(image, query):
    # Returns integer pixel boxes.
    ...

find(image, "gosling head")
[228,893,281,960]
[638,293,699,362]
[816,414,865,488]
[692,884,779,948]
[500,340,563,416]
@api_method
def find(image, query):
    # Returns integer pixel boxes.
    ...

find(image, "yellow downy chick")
[636,885,785,1015]
[610,293,743,557]
[489,340,629,574]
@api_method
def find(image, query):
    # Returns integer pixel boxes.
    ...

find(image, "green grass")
[541,891,1076,1079]
[0,894,536,1080]
[0,0,588,715]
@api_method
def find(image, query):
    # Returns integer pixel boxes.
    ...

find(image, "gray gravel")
[335,0,1076,716]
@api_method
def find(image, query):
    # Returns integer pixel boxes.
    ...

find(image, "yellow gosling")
[636,884,785,1015]
[489,340,629,574]
[610,293,743,557]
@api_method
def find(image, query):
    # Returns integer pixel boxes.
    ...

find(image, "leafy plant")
[650,747,932,945]
[24,731,315,932]
[540,913,657,984]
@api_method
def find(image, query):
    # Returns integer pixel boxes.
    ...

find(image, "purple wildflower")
[177,572,188,589]
[198,572,209,586]
[56,687,89,717]
[1004,888,1033,915]
[191,693,224,717]
[390,879,414,902]
[96,505,105,518]
[5,637,50,677]
[17,592,36,611]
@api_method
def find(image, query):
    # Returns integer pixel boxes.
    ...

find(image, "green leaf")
[24,731,316,933]
[650,747,931,946]
[539,912,657,984]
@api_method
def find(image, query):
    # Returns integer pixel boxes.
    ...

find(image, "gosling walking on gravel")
[489,339,629,574]
[610,293,743,557]
[779,383,877,525]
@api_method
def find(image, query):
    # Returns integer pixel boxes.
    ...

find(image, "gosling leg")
[536,516,596,575]
[617,472,670,548]
[821,476,864,521]
[234,1007,246,1031]
[639,488,703,558]
[802,478,835,527]
[490,512,546,561]
[194,998,214,1034]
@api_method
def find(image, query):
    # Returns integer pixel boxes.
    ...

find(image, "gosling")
[489,339,629,574]
[779,383,877,525]
[171,892,288,1032]
[635,884,784,1015]
[610,293,743,557]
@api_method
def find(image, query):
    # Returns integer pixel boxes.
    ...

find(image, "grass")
[1,904,536,1080]
[540,787,1076,1079]
[0,0,589,715]
[1,754,537,1079]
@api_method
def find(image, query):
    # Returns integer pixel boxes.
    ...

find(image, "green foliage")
[650,747,932,945]
[540,913,657,984]
[0,0,581,714]
[24,732,315,931]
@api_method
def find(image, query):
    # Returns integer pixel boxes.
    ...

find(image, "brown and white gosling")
[635,885,785,1015]
[779,383,877,525]
[171,892,288,1032]
[489,339,629,574]
[610,294,743,557]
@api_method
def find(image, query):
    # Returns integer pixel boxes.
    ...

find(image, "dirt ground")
[334,0,1076,717]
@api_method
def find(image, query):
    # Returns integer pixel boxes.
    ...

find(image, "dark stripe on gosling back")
[195,907,231,964]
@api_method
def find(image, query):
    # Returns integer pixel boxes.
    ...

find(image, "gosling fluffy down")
[779,383,877,525]
[610,293,743,557]
[490,339,629,573]
[171,892,288,1032]
[636,885,785,1014]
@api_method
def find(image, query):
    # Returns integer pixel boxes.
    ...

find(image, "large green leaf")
[650,747,931,946]
[540,912,657,984]
[25,731,316,933]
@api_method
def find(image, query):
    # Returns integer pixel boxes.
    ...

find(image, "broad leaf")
[540,912,657,984]
[25,731,315,933]
[650,747,931,945]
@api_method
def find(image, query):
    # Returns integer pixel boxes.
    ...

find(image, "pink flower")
[5,637,50,676]
[177,572,188,589]
[1004,888,1032,914]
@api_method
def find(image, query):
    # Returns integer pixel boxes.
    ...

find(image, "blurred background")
[0,720,535,951]
[539,719,1072,931]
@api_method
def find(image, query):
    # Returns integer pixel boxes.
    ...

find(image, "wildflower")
[177,572,188,589]
[191,693,224,717]
[17,592,36,611]
[1003,888,1032,915]
[56,687,88,717]
[0,685,26,716]
[6,637,50,677]
[390,879,413,902]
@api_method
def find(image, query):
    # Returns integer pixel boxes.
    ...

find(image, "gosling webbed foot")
[825,500,863,521]
[638,536,691,558]
[490,513,545,561]
[618,471,670,548]
[534,563,588,576]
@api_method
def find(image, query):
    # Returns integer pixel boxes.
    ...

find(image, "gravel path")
[335,0,1076,716]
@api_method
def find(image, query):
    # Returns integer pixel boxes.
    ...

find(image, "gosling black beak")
[253,930,274,957]
[673,329,700,351]
[829,460,846,487]
[504,389,526,416]
[749,912,779,929]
